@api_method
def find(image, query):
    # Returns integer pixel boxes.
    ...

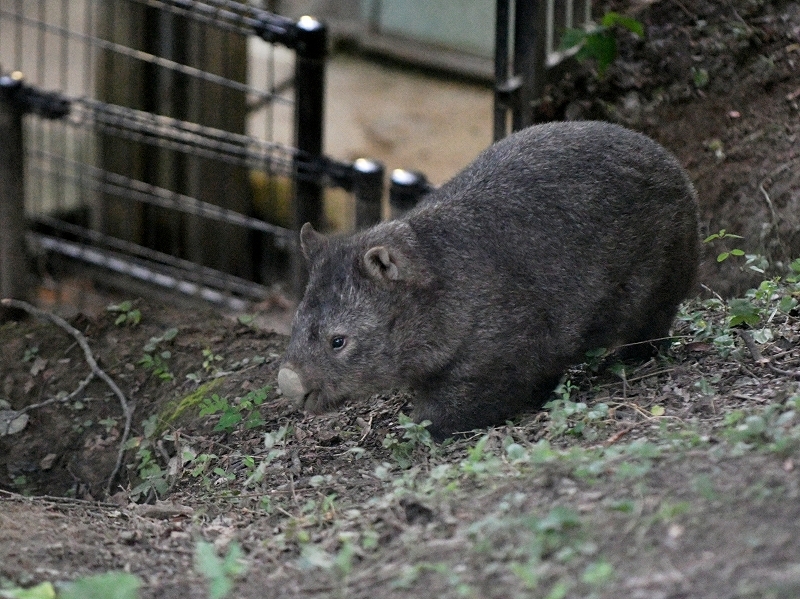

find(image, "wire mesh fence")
[0,0,401,309]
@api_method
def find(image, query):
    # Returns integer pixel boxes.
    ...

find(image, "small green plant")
[106,300,141,326]
[703,229,744,263]
[199,386,271,433]
[202,348,224,372]
[545,393,610,440]
[382,414,435,469]
[126,414,170,501]
[194,540,247,599]
[60,572,142,599]
[139,327,178,381]
[559,12,644,77]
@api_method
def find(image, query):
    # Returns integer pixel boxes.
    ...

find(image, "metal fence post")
[291,16,327,295]
[389,169,430,220]
[353,158,384,228]
[494,0,548,141]
[512,0,546,132]
[0,72,29,310]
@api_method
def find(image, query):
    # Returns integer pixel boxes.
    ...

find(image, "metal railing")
[0,1,427,306]
[494,0,592,141]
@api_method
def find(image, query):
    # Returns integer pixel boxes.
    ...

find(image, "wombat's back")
[405,120,698,387]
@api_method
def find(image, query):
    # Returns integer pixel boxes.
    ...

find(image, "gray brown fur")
[278,121,699,439]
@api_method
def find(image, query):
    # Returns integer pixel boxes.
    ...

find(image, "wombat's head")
[278,221,431,414]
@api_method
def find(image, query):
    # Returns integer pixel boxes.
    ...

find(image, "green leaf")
[215,409,243,432]
[728,298,761,326]
[0,582,56,599]
[650,405,666,417]
[60,572,142,599]
[601,12,644,37]
[583,32,618,77]
[582,560,614,585]
[195,541,234,599]
[559,27,588,51]
[717,252,730,262]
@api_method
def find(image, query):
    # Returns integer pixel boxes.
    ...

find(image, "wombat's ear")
[300,223,328,262]
[364,246,403,282]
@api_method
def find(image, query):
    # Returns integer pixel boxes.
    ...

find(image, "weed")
[194,540,246,599]
[545,393,610,440]
[382,414,435,469]
[60,571,142,599]
[201,348,224,373]
[125,414,170,501]
[199,386,270,433]
[139,327,178,381]
[106,300,141,327]
[559,12,644,77]
[721,395,800,455]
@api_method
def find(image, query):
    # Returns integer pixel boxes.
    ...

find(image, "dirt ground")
[2,0,800,598]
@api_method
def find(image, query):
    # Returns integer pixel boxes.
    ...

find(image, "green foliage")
[0,581,56,599]
[199,386,270,433]
[126,414,170,501]
[545,387,610,440]
[721,396,800,454]
[139,327,178,381]
[382,413,435,469]
[60,572,142,599]
[21,346,38,362]
[560,12,644,77]
[194,541,247,599]
[106,300,141,327]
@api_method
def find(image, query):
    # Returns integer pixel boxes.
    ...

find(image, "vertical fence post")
[494,0,549,140]
[512,0,546,132]
[493,0,512,142]
[353,158,384,228]
[0,72,30,311]
[291,16,327,295]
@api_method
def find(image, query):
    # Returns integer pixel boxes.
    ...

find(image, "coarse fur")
[279,121,699,439]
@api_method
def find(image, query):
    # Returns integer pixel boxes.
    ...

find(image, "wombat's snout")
[278,366,307,403]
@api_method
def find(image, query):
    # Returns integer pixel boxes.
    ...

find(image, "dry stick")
[757,161,794,262]
[1,298,132,496]
[737,328,800,380]
[19,371,94,414]
[737,329,768,365]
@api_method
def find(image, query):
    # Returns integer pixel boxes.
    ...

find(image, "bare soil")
[2,1,800,597]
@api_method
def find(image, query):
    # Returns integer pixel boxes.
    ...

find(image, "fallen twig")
[737,329,769,365]
[737,328,800,380]
[1,298,132,496]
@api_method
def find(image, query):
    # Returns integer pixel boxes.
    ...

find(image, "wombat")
[278,121,699,439]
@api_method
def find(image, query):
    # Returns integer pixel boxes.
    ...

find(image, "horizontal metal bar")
[0,7,286,105]
[29,233,263,309]
[26,148,295,240]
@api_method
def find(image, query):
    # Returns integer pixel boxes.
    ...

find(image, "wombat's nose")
[278,367,307,401]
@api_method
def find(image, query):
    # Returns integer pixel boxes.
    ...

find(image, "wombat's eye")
[331,336,347,351]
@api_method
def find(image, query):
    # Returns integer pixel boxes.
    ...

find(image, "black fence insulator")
[0,72,71,120]
[253,13,299,47]
[389,169,432,219]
